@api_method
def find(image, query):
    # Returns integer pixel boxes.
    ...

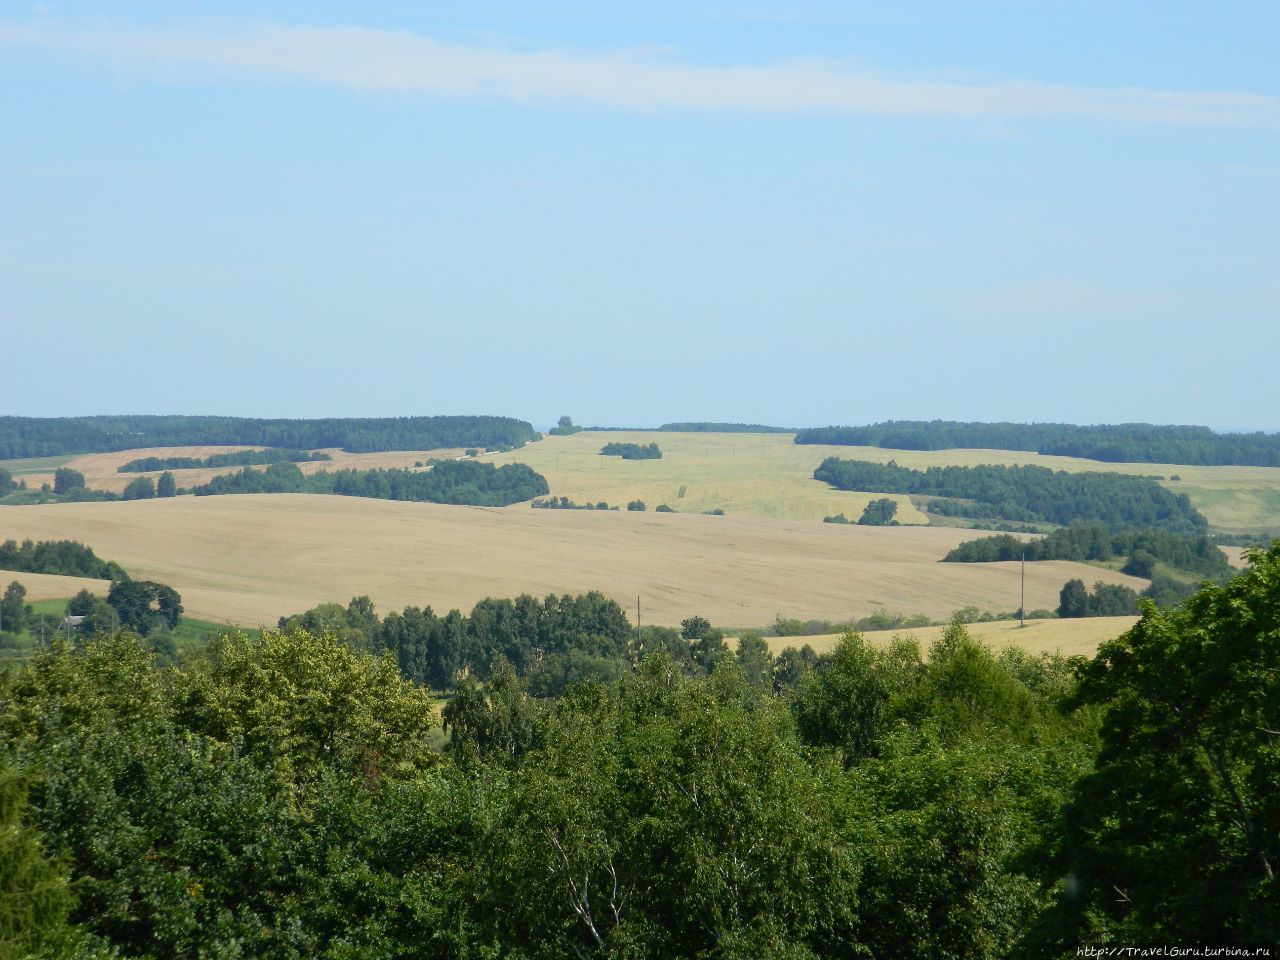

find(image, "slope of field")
[486,431,1280,531]
[764,615,1141,659]
[0,571,110,603]
[17,446,473,495]
[0,496,1147,629]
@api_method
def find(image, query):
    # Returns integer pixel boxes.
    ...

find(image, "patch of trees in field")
[944,525,1232,578]
[548,415,583,435]
[1057,578,1140,618]
[600,441,662,459]
[7,549,1280,955]
[814,458,1206,534]
[0,414,537,459]
[532,496,619,510]
[0,539,129,581]
[796,419,1280,466]
[118,449,332,472]
[190,459,549,507]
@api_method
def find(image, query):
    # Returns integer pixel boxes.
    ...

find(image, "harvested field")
[764,615,1141,659]
[0,495,1147,629]
[0,571,110,603]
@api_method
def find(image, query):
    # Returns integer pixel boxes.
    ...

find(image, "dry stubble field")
[0,495,1148,632]
[760,615,1142,659]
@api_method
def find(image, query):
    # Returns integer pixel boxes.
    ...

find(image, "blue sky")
[3,2,1277,431]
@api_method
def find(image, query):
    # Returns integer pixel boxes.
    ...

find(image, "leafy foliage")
[1056,579,1140,618]
[190,459,549,506]
[814,458,1206,533]
[0,415,537,459]
[1035,542,1280,946]
[0,539,128,580]
[944,525,1231,579]
[119,449,332,472]
[796,420,1280,467]
[858,497,899,526]
[599,442,662,460]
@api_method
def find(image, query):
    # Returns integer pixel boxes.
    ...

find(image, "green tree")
[735,632,774,694]
[155,471,177,497]
[106,580,182,635]
[0,763,74,959]
[470,657,860,957]
[1038,543,1280,946]
[0,582,28,635]
[121,476,156,500]
[858,497,899,526]
[1057,578,1089,618]
[52,468,84,495]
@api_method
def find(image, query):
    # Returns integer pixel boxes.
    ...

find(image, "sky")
[2,2,1277,432]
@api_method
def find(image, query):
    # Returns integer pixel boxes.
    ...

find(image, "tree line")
[189,460,549,507]
[795,419,1280,467]
[813,458,1207,534]
[280,592,644,697]
[0,539,128,581]
[118,449,332,472]
[0,415,537,459]
[5,548,1278,955]
[943,525,1232,579]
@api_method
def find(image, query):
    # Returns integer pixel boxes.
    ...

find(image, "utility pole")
[1020,551,1026,628]
[636,595,641,642]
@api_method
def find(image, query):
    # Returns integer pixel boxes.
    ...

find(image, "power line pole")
[636,595,641,643]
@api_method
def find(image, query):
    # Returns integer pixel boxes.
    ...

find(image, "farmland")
[14,445,474,495]
[762,614,1141,659]
[0,494,1147,634]
[488,430,1280,533]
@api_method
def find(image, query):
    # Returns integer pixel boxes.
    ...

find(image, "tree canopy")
[796,420,1280,467]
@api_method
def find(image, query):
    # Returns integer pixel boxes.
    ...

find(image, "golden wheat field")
[488,431,1280,532]
[0,495,1148,630]
[1,571,110,603]
[18,446,472,495]
[761,615,1141,659]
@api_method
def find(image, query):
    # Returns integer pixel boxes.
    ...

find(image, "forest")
[795,420,1280,466]
[942,525,1232,578]
[2,547,1277,957]
[118,449,332,472]
[189,460,549,507]
[813,458,1206,533]
[0,415,538,459]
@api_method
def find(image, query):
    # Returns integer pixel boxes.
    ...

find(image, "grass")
[485,431,1280,532]
[0,495,1149,632]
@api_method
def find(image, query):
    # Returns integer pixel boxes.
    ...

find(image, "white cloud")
[2,21,1278,128]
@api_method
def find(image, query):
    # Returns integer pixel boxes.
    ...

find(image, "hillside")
[488,430,1280,532]
[0,495,1147,630]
